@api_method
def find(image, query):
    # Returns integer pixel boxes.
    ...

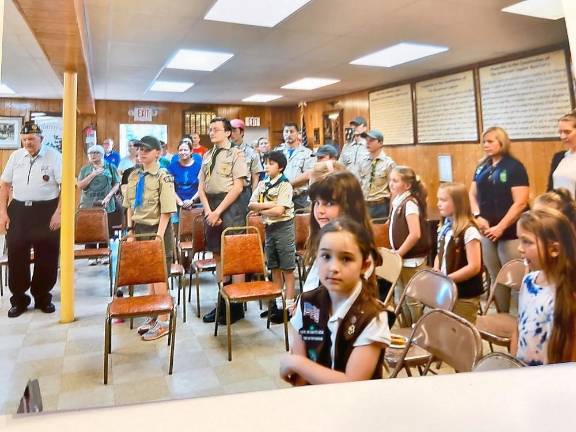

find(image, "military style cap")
[134,135,161,151]
[21,120,42,135]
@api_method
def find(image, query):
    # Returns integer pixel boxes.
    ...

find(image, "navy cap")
[362,130,384,143]
[349,116,367,127]
[313,145,338,158]
[134,136,161,151]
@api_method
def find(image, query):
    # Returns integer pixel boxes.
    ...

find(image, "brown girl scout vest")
[390,195,431,259]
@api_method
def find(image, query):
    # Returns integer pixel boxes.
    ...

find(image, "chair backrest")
[75,208,109,244]
[371,218,390,248]
[178,207,203,241]
[191,213,208,254]
[395,269,458,317]
[116,235,168,287]
[221,226,266,277]
[247,213,266,245]
[485,258,526,312]
[472,352,525,372]
[374,247,402,306]
[408,309,483,373]
[294,212,310,250]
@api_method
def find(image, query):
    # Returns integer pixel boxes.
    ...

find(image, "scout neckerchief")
[133,171,148,209]
[368,157,379,190]
[259,174,288,203]
[436,217,453,262]
[209,146,225,177]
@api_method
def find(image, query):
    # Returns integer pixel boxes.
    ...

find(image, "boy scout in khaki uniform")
[358,130,396,219]
[198,117,248,324]
[123,135,177,341]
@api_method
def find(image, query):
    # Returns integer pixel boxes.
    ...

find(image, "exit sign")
[245,117,261,127]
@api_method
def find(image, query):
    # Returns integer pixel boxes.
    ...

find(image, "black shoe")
[218,306,245,325]
[260,303,278,318]
[202,307,217,323]
[35,303,56,314]
[269,307,287,324]
[8,305,27,318]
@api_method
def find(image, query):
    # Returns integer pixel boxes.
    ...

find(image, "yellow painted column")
[563,0,576,81]
[60,71,77,323]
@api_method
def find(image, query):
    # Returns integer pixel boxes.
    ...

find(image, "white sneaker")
[100,257,109,265]
[137,317,156,336]
[88,258,99,266]
[142,320,169,341]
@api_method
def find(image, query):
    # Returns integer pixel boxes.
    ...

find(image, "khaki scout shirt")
[238,142,263,187]
[359,149,396,202]
[123,162,177,226]
[200,140,248,195]
[249,175,294,225]
[282,144,315,195]
[338,138,368,179]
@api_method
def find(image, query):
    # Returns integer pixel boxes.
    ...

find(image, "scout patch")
[499,169,507,183]
[303,302,320,323]
[163,175,174,183]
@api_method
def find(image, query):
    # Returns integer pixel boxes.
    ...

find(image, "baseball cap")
[349,116,367,127]
[313,145,338,158]
[230,119,245,130]
[134,136,161,151]
[362,130,384,143]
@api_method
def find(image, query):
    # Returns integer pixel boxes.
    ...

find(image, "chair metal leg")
[195,270,201,318]
[108,259,113,297]
[169,309,176,374]
[180,275,186,323]
[225,297,232,361]
[214,289,221,337]
[104,316,111,384]
[296,258,304,291]
[281,295,289,351]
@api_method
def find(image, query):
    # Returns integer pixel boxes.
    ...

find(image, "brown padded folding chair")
[74,208,113,296]
[214,226,289,361]
[170,235,186,322]
[390,309,483,378]
[475,258,526,352]
[294,211,310,291]
[103,234,176,384]
[384,269,458,376]
[472,352,525,372]
[370,218,391,249]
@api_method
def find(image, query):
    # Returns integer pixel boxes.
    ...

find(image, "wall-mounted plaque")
[416,71,478,143]
[369,84,414,145]
[479,50,572,139]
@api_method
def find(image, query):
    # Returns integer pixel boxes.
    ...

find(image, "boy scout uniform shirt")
[1,145,62,201]
[238,142,264,187]
[282,144,315,195]
[359,150,396,202]
[123,163,177,226]
[249,175,294,225]
[200,140,248,195]
[338,138,368,179]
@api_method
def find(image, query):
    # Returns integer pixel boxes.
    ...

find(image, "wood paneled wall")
[303,90,565,212]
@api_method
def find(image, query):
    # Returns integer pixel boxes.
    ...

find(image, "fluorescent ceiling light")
[242,94,283,103]
[149,81,194,92]
[166,49,233,71]
[502,0,564,20]
[31,112,46,117]
[350,42,449,68]
[205,0,312,27]
[0,83,15,94]
[282,78,340,90]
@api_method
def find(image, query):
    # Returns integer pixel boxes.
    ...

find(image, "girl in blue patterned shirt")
[513,208,576,365]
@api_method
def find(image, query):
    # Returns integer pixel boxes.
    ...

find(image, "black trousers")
[6,198,60,308]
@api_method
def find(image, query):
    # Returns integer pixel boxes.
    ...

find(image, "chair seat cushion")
[74,248,110,259]
[222,281,281,301]
[476,313,516,341]
[193,259,216,270]
[108,295,174,317]
[170,263,185,276]
[180,241,193,251]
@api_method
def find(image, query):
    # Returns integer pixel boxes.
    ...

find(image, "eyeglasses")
[208,128,225,134]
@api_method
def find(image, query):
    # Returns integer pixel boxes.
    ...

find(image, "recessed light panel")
[502,0,564,20]
[242,94,283,102]
[0,83,15,94]
[350,42,449,68]
[166,49,234,71]
[205,0,312,27]
[281,78,340,90]
[150,81,194,92]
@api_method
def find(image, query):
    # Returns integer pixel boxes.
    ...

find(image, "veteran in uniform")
[358,130,396,219]
[123,135,177,340]
[230,119,263,211]
[281,122,315,210]
[338,116,369,179]
[198,117,248,323]
[0,121,62,318]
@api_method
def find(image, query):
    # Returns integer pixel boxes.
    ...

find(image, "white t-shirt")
[291,282,391,368]
[552,151,576,198]
[389,191,425,268]
[439,225,481,274]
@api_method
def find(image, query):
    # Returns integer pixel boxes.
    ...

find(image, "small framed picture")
[0,116,23,149]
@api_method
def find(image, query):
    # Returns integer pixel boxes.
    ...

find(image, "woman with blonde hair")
[469,126,529,312]
[548,110,576,198]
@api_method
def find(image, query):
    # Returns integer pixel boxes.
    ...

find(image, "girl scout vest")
[298,286,384,379]
[390,195,431,259]
[437,224,484,298]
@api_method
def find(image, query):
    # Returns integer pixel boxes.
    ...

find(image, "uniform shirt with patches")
[249,174,294,224]
[238,142,264,187]
[282,144,315,195]
[338,138,368,179]
[200,140,248,195]
[123,162,177,226]
[517,271,555,366]
[358,150,396,202]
